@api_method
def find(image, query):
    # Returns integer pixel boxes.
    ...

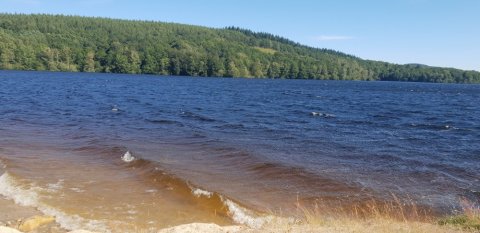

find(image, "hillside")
[0,13,479,83]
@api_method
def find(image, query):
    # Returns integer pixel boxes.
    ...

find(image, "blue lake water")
[0,70,479,229]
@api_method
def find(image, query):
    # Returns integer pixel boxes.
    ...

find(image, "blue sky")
[1,0,479,71]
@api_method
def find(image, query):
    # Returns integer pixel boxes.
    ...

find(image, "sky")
[1,0,479,71]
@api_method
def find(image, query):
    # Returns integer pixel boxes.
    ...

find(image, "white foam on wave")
[223,199,273,229]
[121,151,135,162]
[70,187,85,193]
[187,185,272,228]
[0,172,38,206]
[0,172,110,232]
[0,160,6,176]
[46,179,64,193]
[192,188,213,198]
[311,111,335,118]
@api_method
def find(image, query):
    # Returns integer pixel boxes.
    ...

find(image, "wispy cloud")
[313,35,353,41]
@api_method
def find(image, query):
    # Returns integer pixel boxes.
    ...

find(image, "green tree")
[0,44,15,70]
[225,60,240,77]
[83,51,96,72]
[0,13,478,83]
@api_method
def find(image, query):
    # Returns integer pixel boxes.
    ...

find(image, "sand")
[0,195,466,233]
[159,223,248,233]
[0,197,64,233]
[1,195,247,233]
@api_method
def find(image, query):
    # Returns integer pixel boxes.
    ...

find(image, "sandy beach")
[1,194,471,233]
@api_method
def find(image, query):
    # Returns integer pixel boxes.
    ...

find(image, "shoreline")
[1,146,477,232]
[1,194,474,233]
[0,152,476,232]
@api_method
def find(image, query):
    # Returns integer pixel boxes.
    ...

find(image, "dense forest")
[0,14,479,83]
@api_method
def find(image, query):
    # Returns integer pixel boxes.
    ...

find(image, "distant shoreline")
[1,69,479,85]
[1,13,479,84]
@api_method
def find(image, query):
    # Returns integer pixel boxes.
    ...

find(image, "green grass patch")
[438,215,480,230]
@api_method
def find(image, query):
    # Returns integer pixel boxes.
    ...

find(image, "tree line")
[0,14,479,83]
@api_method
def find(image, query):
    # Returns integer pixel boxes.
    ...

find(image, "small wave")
[0,159,6,170]
[223,199,272,228]
[111,105,119,112]
[192,188,213,198]
[0,173,38,206]
[311,111,335,118]
[121,151,135,162]
[72,145,128,159]
[372,113,400,120]
[181,111,217,122]
[0,172,109,232]
[409,123,458,131]
[146,119,184,126]
[188,185,272,228]
[11,117,27,122]
[215,123,246,130]
[122,157,272,228]
[46,179,65,193]
[70,187,85,193]
[472,190,480,199]
[247,162,361,195]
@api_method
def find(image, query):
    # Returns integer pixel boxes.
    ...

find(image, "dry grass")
[99,197,480,232]
[257,196,478,233]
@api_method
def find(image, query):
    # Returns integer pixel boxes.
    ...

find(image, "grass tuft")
[438,199,480,230]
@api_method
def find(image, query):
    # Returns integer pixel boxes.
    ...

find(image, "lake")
[0,70,479,231]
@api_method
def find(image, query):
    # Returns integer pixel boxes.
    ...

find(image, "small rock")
[18,215,55,232]
[0,226,23,233]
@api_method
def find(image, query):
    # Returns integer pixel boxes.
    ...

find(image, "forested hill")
[1,14,479,83]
